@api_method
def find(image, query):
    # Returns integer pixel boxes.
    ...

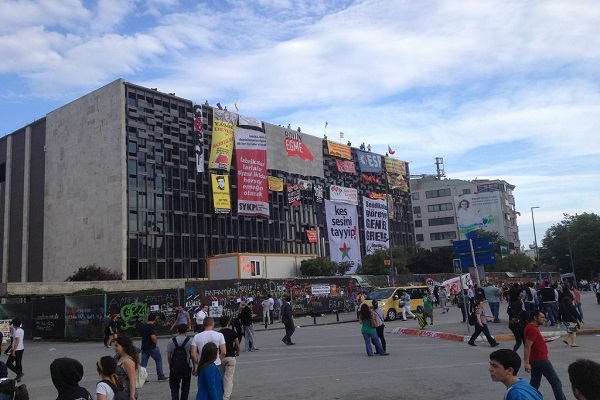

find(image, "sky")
[1,0,599,249]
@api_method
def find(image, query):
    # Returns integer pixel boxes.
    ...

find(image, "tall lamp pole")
[566,224,577,284]
[531,206,541,283]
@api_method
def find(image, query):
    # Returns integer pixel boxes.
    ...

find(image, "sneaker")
[158,377,169,382]
[468,342,477,347]
[380,352,390,356]
[491,342,499,347]
[16,373,24,382]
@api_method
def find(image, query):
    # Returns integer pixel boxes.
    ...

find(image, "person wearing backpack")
[96,356,126,400]
[166,324,192,400]
[522,282,537,319]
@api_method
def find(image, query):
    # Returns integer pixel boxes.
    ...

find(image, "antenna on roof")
[435,157,446,179]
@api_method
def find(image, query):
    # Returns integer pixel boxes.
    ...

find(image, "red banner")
[306,230,318,243]
[235,128,269,217]
[336,159,356,174]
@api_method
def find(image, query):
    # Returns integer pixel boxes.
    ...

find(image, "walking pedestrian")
[400,290,416,321]
[438,286,450,313]
[267,294,275,325]
[539,282,558,326]
[261,297,271,328]
[507,301,529,352]
[372,300,386,353]
[171,305,192,332]
[522,282,537,320]
[275,296,283,323]
[483,282,503,323]
[239,302,259,351]
[558,296,583,347]
[193,342,223,400]
[523,310,566,400]
[358,303,388,356]
[571,284,583,320]
[167,324,193,400]
[50,357,93,400]
[218,316,240,400]
[488,349,542,400]
[113,336,139,400]
[101,312,111,349]
[190,318,226,369]
[140,313,168,382]
[6,318,24,382]
[281,296,296,345]
[567,359,600,400]
[96,355,125,400]
[106,314,118,348]
[467,300,499,347]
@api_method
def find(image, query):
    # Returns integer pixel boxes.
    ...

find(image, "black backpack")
[526,287,533,301]
[99,380,127,400]
[468,311,477,326]
[170,337,191,378]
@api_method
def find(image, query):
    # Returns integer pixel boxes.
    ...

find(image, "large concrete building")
[0,79,414,285]
[410,175,520,252]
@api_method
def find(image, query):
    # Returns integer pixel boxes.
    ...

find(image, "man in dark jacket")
[50,357,93,400]
[281,296,296,345]
[239,301,258,351]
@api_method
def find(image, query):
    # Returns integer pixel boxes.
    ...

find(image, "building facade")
[0,79,414,283]
[410,176,520,252]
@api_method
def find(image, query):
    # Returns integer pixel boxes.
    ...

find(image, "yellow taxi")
[361,286,428,321]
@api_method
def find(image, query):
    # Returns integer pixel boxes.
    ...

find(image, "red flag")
[388,145,396,155]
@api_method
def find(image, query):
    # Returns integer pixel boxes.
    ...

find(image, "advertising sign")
[325,200,361,273]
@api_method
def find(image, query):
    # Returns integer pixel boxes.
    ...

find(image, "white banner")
[325,200,361,273]
[329,185,358,205]
[362,196,389,254]
[441,274,473,296]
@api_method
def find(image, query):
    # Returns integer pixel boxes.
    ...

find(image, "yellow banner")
[211,173,231,213]
[384,157,407,176]
[268,176,284,192]
[208,109,236,170]
[388,174,409,192]
[327,141,352,160]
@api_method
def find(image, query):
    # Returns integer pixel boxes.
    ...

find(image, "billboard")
[362,196,389,254]
[325,200,361,273]
[455,192,503,240]
[235,127,269,217]
[264,123,324,178]
[208,109,238,170]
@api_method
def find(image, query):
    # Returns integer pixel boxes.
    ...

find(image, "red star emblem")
[339,242,351,259]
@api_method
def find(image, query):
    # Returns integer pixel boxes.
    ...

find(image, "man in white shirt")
[191,317,226,372]
[194,304,208,333]
[6,318,24,382]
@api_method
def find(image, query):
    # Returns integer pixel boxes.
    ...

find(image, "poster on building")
[287,183,301,206]
[387,173,409,192]
[298,179,313,190]
[384,157,407,176]
[362,196,389,254]
[193,103,204,174]
[235,127,269,217]
[325,200,361,273]
[455,192,503,240]
[208,109,238,171]
[314,184,324,203]
[329,185,358,205]
[264,123,324,178]
[356,150,383,173]
[238,113,262,128]
[386,194,396,220]
[211,173,231,213]
[268,176,284,192]
[336,159,357,174]
[326,141,352,160]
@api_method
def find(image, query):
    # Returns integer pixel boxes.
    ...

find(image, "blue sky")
[1,0,599,249]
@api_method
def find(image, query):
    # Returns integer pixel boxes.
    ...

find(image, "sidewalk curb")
[389,327,465,342]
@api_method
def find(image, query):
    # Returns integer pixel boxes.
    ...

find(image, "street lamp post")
[531,206,541,283]
[566,224,577,284]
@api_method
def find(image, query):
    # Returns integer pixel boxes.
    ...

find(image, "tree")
[66,264,122,282]
[300,257,350,276]
[357,246,416,275]
[540,213,600,280]
[488,253,535,272]
[407,247,454,274]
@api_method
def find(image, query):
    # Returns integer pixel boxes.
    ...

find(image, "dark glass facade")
[124,83,414,280]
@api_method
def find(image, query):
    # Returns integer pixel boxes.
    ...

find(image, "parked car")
[363,286,428,321]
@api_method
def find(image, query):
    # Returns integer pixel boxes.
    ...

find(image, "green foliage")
[540,213,600,280]
[488,253,535,272]
[407,247,454,274]
[66,263,123,282]
[358,246,420,275]
[70,288,107,295]
[300,257,350,276]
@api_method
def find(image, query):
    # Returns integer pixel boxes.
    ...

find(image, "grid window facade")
[425,188,451,199]
[430,231,456,240]
[427,203,453,212]
[428,217,454,226]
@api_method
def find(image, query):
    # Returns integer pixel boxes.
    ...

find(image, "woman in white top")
[96,355,124,400]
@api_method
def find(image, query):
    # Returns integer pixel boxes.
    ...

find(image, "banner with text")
[208,109,238,170]
[193,103,204,173]
[264,123,324,178]
[362,196,389,254]
[356,150,383,173]
[455,192,503,240]
[287,183,301,206]
[211,173,231,213]
[325,200,361,273]
[327,141,352,160]
[330,185,358,205]
[235,127,269,217]
[336,159,357,174]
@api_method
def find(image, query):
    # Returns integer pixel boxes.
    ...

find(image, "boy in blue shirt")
[489,349,542,400]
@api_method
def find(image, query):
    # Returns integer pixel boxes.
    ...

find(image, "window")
[462,188,471,194]
[425,188,451,199]
[251,260,261,276]
[412,192,420,201]
[428,217,454,226]
[430,231,457,240]
[415,234,424,242]
[413,206,421,214]
[427,203,453,212]
[415,220,423,228]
